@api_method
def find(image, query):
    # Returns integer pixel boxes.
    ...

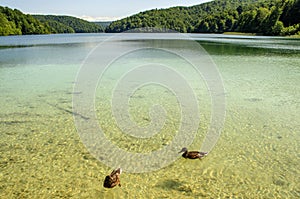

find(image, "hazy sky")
[0,0,212,21]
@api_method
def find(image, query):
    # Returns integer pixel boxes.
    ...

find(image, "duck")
[179,147,208,159]
[103,168,122,188]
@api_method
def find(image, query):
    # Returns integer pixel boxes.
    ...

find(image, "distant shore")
[223,32,260,36]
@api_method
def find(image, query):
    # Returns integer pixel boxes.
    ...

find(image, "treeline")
[0,6,104,36]
[33,15,104,33]
[106,0,300,36]
[0,6,51,35]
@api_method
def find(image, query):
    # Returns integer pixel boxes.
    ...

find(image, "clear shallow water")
[0,33,299,198]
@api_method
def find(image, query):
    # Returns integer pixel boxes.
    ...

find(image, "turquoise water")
[0,33,299,198]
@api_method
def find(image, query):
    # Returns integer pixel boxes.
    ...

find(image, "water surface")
[0,33,299,198]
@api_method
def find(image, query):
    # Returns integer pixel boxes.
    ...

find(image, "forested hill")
[0,6,104,36]
[33,15,104,33]
[94,21,112,28]
[0,6,50,35]
[106,0,300,36]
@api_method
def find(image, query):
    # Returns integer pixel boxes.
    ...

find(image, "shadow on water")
[46,102,89,120]
[0,120,30,125]
[155,179,193,193]
[155,179,183,190]
[244,97,263,102]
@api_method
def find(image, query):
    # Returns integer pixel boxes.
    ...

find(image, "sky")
[0,0,212,21]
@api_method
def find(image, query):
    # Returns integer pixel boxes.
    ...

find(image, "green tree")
[272,20,284,35]
[0,13,16,35]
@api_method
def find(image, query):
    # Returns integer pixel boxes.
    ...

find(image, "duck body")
[103,168,122,188]
[179,147,207,159]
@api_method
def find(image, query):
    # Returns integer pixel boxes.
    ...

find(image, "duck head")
[178,147,188,153]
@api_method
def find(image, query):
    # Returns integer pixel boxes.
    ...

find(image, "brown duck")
[103,168,122,188]
[179,147,207,159]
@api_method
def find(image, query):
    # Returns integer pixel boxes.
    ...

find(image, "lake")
[0,33,299,198]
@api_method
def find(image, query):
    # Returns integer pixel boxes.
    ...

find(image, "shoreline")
[1,32,300,39]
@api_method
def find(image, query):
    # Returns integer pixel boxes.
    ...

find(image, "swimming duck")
[103,168,122,188]
[179,147,207,159]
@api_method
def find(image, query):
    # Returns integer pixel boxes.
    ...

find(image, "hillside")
[0,6,104,36]
[106,0,300,36]
[33,15,104,33]
[94,21,112,28]
[0,6,51,36]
